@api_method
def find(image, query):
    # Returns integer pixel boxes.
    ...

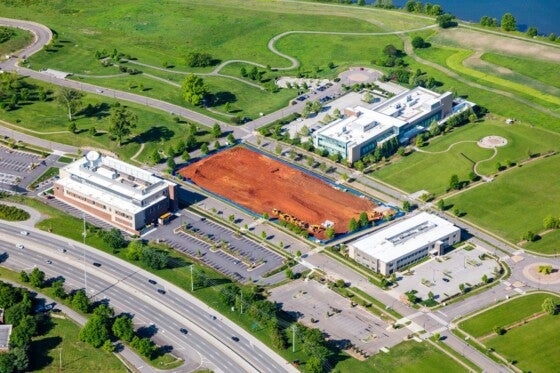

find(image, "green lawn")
[485,312,560,372]
[481,53,560,89]
[29,167,60,190]
[31,317,126,372]
[0,27,33,56]
[459,293,556,338]
[335,340,467,373]
[373,119,560,195]
[0,77,212,162]
[447,156,560,250]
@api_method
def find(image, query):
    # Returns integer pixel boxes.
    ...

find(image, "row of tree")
[404,1,443,16]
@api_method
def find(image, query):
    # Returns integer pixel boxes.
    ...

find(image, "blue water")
[390,0,560,35]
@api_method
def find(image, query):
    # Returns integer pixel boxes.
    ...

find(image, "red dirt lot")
[179,147,376,235]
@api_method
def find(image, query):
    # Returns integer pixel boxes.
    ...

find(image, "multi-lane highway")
[0,222,296,373]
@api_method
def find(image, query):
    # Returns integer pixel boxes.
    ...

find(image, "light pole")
[190,265,194,292]
[292,324,297,352]
[82,213,87,294]
[58,347,62,372]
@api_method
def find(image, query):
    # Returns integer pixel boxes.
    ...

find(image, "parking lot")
[269,279,407,355]
[396,245,499,303]
[154,210,285,283]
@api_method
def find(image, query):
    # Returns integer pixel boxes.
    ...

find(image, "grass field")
[480,53,560,89]
[0,77,213,162]
[0,27,33,56]
[459,293,555,338]
[459,293,560,373]
[335,340,467,373]
[373,119,560,195]
[31,317,126,372]
[485,314,560,372]
[447,156,560,250]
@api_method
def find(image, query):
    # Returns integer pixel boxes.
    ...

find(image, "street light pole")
[58,347,62,372]
[292,324,297,352]
[190,265,194,292]
[82,213,87,294]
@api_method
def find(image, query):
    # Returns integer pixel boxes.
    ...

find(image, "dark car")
[179,328,188,335]
[442,277,450,282]
[93,262,101,267]
[148,279,157,285]
[157,289,166,295]
[231,336,239,342]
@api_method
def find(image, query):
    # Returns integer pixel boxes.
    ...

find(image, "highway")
[0,222,295,373]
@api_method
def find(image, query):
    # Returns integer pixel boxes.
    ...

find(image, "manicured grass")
[445,50,560,108]
[459,293,556,338]
[0,77,210,162]
[485,314,560,372]
[373,119,560,195]
[31,317,126,373]
[335,340,467,373]
[447,156,560,250]
[524,230,560,253]
[0,27,33,56]
[481,53,560,89]
[29,167,59,190]
[57,156,75,164]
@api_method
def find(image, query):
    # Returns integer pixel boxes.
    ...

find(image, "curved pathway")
[401,36,560,120]
[413,140,477,155]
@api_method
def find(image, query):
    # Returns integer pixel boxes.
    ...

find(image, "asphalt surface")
[0,222,296,373]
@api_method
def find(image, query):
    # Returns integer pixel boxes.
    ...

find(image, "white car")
[20,230,29,236]
[16,243,24,249]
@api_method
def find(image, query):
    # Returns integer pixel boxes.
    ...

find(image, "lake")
[389,0,560,35]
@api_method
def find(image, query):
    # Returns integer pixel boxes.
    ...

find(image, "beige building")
[348,212,460,276]
[54,151,178,235]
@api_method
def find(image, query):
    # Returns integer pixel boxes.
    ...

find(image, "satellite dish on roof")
[86,151,100,161]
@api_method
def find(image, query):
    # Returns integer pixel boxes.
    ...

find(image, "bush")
[0,204,30,221]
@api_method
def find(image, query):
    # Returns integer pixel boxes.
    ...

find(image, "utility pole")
[190,265,194,292]
[58,347,62,372]
[82,213,87,294]
[240,291,243,314]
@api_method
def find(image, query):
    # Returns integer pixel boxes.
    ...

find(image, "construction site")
[178,147,388,240]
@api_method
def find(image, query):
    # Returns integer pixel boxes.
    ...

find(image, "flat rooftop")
[0,324,12,349]
[315,106,405,146]
[351,212,459,263]
[373,86,448,124]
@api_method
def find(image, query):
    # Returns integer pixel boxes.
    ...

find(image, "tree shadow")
[207,91,237,107]
[133,126,174,144]
[136,324,158,339]
[29,336,62,370]
[153,345,174,359]
[78,102,111,119]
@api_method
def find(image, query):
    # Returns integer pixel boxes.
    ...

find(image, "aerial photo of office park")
[0,0,559,372]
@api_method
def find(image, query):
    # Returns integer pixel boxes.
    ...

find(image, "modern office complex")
[54,151,178,235]
[348,212,460,275]
[313,87,457,163]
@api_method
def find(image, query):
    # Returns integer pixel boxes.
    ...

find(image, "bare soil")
[179,147,376,236]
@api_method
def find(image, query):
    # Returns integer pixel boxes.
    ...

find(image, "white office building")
[313,87,455,163]
[348,212,460,275]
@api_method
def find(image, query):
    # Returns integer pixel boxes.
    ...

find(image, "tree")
[434,332,440,341]
[109,105,137,147]
[542,297,558,315]
[18,271,29,283]
[79,315,110,348]
[5,302,31,327]
[185,52,213,67]
[220,283,240,306]
[112,315,135,342]
[52,279,67,299]
[10,316,36,348]
[67,121,77,134]
[56,87,84,121]
[523,230,536,242]
[348,218,359,232]
[71,289,91,313]
[211,123,222,138]
[127,240,144,261]
[411,36,426,49]
[149,149,162,164]
[437,13,457,29]
[285,268,294,279]
[166,156,176,171]
[383,44,399,57]
[226,133,235,145]
[501,13,517,31]
[200,143,209,154]
[325,227,335,239]
[296,250,302,258]
[402,200,411,212]
[100,228,127,250]
[10,345,29,372]
[102,339,115,352]
[0,353,15,373]
[182,74,208,106]
[29,267,45,288]
[131,336,155,358]
[482,274,488,284]
[526,27,538,37]
[141,248,169,270]
[449,174,461,190]
[549,33,557,41]
[358,212,369,228]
